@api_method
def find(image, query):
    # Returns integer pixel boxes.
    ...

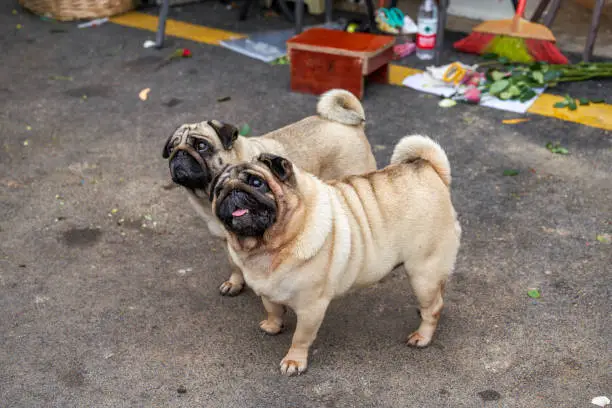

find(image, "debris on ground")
[143,40,157,49]
[217,96,231,102]
[139,88,151,101]
[527,288,541,299]
[596,234,611,244]
[270,56,289,65]
[545,142,569,155]
[16,24,22,30]
[23,140,30,146]
[77,18,109,29]
[49,75,74,81]
[177,385,187,394]
[502,118,530,124]
[438,98,457,108]
[374,145,387,152]
[503,169,520,176]
[591,396,610,407]
[239,124,251,136]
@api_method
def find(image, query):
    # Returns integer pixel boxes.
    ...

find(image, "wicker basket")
[19,0,136,21]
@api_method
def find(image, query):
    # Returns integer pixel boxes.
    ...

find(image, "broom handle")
[512,0,527,32]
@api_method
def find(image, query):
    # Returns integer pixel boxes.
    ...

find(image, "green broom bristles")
[484,36,535,64]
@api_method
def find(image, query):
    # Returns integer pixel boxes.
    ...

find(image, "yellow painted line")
[110,13,612,130]
[110,12,244,45]
[388,65,422,86]
[527,93,612,131]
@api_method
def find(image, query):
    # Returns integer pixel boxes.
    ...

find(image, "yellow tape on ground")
[110,12,244,45]
[110,13,612,130]
[528,93,612,131]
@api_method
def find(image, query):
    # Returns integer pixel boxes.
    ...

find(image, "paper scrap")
[139,88,151,101]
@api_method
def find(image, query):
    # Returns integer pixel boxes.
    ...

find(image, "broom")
[453,0,568,64]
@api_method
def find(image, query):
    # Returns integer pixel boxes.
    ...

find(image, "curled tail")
[390,135,451,186]
[316,89,365,126]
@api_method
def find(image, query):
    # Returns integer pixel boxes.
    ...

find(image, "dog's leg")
[219,256,245,296]
[406,273,446,347]
[259,296,285,335]
[280,299,330,376]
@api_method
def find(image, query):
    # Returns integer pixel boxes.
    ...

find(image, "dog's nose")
[173,167,189,183]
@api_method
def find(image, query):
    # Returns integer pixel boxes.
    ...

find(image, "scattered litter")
[77,18,109,29]
[374,145,387,152]
[270,56,289,65]
[438,98,457,108]
[239,124,251,136]
[12,9,17,15]
[177,267,193,275]
[143,214,153,221]
[26,125,32,131]
[49,75,74,81]
[139,88,151,101]
[596,234,611,244]
[40,16,54,22]
[35,295,50,304]
[217,96,231,102]
[545,142,569,155]
[393,42,416,59]
[111,208,119,214]
[16,24,22,29]
[503,169,520,176]
[23,140,29,146]
[103,352,114,359]
[55,194,63,200]
[502,118,530,124]
[82,95,87,100]
[4,180,22,188]
[527,288,541,299]
[591,396,610,407]
[177,385,187,394]
[143,40,157,49]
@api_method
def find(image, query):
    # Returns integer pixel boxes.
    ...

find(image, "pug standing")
[163,89,377,296]
[211,135,461,376]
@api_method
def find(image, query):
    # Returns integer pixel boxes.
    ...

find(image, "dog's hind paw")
[406,331,432,347]
[259,319,283,335]
[219,280,243,296]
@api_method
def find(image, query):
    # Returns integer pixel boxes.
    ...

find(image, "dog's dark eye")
[196,141,209,152]
[247,175,268,191]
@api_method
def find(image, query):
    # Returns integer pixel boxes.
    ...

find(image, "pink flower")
[464,87,481,104]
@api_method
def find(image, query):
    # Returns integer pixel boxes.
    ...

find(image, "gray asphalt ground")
[1,2,610,407]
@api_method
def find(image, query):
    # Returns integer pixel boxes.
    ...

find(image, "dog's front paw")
[280,357,307,376]
[406,331,432,347]
[259,319,283,335]
[219,280,243,296]
[280,349,308,376]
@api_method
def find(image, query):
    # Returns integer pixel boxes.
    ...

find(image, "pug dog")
[211,135,461,376]
[163,89,377,296]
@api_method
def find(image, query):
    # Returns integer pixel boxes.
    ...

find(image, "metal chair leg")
[435,0,448,65]
[583,0,604,61]
[295,0,304,34]
[155,0,170,48]
[325,0,332,24]
[530,0,552,21]
[542,0,562,27]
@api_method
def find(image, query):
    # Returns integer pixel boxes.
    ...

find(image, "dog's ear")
[258,153,294,183]
[208,120,239,150]
[162,126,180,159]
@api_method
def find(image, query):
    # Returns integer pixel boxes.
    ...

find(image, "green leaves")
[546,142,569,155]
[239,124,251,136]
[489,79,510,95]
[503,169,520,176]
[532,71,544,84]
[553,95,604,110]
[527,288,541,299]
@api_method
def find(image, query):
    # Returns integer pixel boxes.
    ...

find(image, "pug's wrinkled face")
[212,154,295,238]
[162,120,239,198]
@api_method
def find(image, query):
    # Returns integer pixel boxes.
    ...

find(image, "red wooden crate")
[287,28,395,100]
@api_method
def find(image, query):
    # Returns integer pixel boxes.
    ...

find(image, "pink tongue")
[232,208,249,217]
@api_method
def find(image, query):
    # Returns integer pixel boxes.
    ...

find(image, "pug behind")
[211,135,461,376]
[163,89,377,295]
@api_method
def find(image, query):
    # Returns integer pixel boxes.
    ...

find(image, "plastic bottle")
[416,0,438,60]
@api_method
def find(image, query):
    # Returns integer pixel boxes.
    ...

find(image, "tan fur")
[215,135,461,376]
[168,90,377,295]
